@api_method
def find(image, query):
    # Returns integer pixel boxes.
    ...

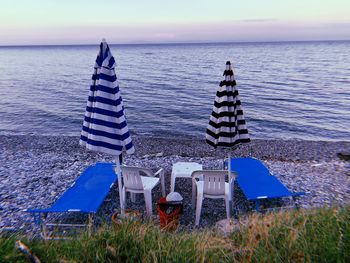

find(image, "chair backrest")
[192,170,228,196]
[121,166,154,190]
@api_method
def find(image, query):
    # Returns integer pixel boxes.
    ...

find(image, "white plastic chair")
[192,170,234,226]
[121,166,166,217]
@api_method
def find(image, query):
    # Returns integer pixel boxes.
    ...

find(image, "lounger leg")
[41,213,48,240]
[195,194,203,226]
[32,212,41,226]
[88,214,93,237]
[255,200,260,212]
[291,196,300,209]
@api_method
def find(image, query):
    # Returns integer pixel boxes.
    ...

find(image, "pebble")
[0,135,350,234]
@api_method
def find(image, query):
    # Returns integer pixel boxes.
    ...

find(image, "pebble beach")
[0,135,349,233]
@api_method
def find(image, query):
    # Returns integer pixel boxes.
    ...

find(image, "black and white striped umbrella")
[206,61,250,148]
[206,61,250,190]
[79,39,134,215]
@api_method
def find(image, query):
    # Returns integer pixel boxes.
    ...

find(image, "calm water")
[0,41,349,141]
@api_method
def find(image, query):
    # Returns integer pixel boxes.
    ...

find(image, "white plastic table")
[170,162,203,193]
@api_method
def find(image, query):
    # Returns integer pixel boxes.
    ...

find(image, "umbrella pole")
[115,155,125,217]
[228,151,233,216]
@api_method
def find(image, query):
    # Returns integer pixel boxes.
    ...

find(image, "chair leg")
[170,174,176,193]
[122,186,126,207]
[131,193,136,203]
[195,194,203,226]
[161,176,166,197]
[225,197,231,220]
[228,182,233,215]
[144,190,153,218]
[191,179,197,209]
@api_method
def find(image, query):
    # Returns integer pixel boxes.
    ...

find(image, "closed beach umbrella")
[206,60,250,197]
[206,61,250,148]
[80,39,134,215]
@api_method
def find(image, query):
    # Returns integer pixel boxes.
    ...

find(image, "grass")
[1,206,350,262]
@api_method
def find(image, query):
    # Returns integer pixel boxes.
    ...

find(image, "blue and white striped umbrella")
[79,39,134,215]
[80,39,135,156]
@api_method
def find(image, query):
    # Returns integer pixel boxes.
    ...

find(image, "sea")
[0,41,349,141]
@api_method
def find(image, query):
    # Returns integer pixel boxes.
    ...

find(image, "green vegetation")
[1,206,350,262]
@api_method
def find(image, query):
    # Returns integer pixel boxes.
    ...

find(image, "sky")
[0,0,349,45]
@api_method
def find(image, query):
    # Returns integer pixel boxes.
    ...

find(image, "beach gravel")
[0,135,349,233]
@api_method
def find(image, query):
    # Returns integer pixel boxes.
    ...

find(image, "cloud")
[0,19,349,45]
[239,19,278,23]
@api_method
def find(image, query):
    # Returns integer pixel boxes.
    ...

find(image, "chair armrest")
[229,171,237,183]
[154,168,164,178]
[155,168,166,197]
[191,170,204,184]
[229,177,234,184]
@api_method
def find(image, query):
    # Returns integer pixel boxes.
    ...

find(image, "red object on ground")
[157,197,183,231]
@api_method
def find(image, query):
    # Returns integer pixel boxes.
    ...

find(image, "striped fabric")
[206,61,250,148]
[80,40,135,156]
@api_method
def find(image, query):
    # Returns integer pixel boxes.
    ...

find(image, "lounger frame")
[26,163,117,239]
[225,157,305,212]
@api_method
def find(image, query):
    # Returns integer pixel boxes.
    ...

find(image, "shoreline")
[1,134,349,160]
[1,135,350,232]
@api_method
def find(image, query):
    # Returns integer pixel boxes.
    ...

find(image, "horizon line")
[0,39,349,48]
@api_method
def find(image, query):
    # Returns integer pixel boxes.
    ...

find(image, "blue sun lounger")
[226,157,305,211]
[26,162,117,239]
